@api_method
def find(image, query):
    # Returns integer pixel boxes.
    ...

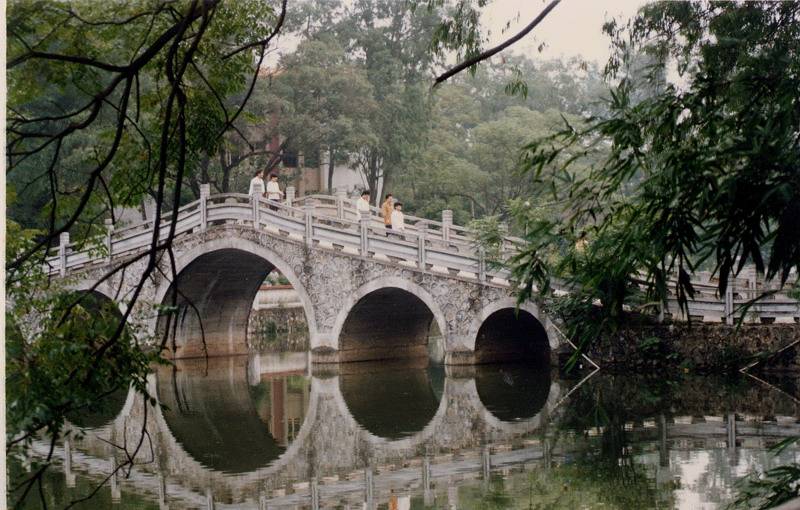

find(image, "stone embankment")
[248,306,309,352]
[585,323,800,372]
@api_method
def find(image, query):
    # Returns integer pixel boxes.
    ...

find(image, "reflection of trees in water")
[449,464,669,509]
[559,373,800,433]
[8,458,157,510]
[550,373,800,509]
[156,359,310,474]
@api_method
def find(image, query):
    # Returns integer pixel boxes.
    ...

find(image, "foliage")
[468,215,505,266]
[6,1,286,506]
[392,57,604,224]
[729,463,800,509]
[503,2,800,356]
[5,217,164,506]
[270,36,377,191]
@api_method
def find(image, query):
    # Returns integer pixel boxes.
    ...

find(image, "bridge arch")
[467,299,554,364]
[153,237,317,358]
[328,277,448,362]
[67,281,126,316]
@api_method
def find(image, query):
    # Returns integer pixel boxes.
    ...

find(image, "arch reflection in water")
[475,363,552,422]
[340,360,445,440]
[66,387,129,430]
[156,355,310,474]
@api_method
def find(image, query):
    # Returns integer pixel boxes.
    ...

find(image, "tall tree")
[510,2,800,346]
[271,36,376,191]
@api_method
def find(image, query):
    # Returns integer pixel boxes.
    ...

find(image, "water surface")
[11,353,800,509]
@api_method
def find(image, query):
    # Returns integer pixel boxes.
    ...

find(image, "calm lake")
[11,352,800,509]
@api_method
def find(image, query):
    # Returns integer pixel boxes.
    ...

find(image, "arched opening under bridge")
[155,356,311,474]
[156,247,310,358]
[337,286,443,363]
[474,308,550,364]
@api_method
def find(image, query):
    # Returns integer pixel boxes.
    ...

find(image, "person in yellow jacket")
[381,193,394,231]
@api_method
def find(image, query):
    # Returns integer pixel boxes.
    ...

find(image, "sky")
[267,0,650,69]
[482,0,648,65]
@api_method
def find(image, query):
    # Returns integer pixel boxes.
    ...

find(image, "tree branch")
[433,0,561,86]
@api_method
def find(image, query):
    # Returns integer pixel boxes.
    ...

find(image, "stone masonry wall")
[586,323,800,371]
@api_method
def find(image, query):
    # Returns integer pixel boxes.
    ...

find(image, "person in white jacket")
[356,190,371,216]
[265,173,284,210]
[390,202,405,232]
[248,170,265,197]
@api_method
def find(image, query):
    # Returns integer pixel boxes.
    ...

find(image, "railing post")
[442,209,453,243]
[64,435,75,487]
[304,204,314,247]
[727,412,737,450]
[286,185,296,206]
[478,246,486,282]
[725,278,734,325]
[105,218,114,263]
[310,477,319,510]
[360,211,370,256]
[499,222,510,259]
[110,456,121,502]
[364,465,374,510]
[422,455,433,506]
[482,444,492,487]
[248,188,260,229]
[59,232,70,276]
[206,488,214,510]
[336,189,347,219]
[200,183,210,231]
[418,222,427,269]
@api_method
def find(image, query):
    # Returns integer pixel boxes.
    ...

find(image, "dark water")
[10,352,800,509]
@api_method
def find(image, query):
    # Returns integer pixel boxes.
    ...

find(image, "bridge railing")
[42,190,798,321]
[293,193,524,253]
[662,275,799,323]
[45,190,513,283]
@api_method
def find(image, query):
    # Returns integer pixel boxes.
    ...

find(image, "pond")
[10,352,800,509]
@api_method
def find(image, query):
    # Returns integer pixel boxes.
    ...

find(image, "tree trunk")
[326,145,335,192]
[367,152,381,206]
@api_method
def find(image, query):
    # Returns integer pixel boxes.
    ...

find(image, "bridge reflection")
[156,357,310,474]
[45,358,800,509]
[475,363,551,422]
[339,360,445,439]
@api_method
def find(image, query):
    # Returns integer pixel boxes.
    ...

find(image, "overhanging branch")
[433,0,561,87]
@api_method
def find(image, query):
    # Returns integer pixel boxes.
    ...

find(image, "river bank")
[582,323,800,373]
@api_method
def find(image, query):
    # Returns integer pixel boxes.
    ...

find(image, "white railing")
[44,187,512,284]
[293,193,524,255]
[664,276,799,324]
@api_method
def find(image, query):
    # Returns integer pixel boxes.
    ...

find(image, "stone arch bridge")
[48,188,561,364]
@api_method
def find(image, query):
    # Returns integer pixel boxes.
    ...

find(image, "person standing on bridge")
[266,173,284,211]
[248,170,265,198]
[381,193,394,233]
[356,190,371,216]
[390,201,405,234]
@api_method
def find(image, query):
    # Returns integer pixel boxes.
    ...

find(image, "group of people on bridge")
[359,190,405,233]
[249,169,406,234]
